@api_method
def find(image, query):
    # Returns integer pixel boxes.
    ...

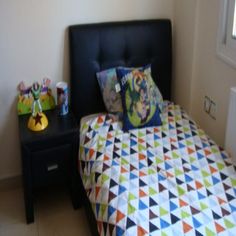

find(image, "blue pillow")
[116,65,162,131]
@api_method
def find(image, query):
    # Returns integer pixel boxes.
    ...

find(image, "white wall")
[0,0,174,179]
[173,0,236,146]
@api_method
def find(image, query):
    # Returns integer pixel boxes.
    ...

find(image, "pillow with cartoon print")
[96,68,123,118]
[116,65,162,131]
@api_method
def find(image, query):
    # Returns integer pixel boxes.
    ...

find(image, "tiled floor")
[0,185,92,236]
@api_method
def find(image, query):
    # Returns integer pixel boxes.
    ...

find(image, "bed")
[69,20,236,236]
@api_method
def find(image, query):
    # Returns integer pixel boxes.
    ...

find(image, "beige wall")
[0,0,174,179]
[190,0,236,146]
[172,0,198,111]
[173,0,236,146]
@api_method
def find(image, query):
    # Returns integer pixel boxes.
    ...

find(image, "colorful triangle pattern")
[80,102,236,235]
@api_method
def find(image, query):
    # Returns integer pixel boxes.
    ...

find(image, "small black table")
[18,109,80,223]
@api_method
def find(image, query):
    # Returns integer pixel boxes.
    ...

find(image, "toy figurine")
[41,77,51,94]
[27,80,49,131]
[31,82,42,116]
[17,77,55,115]
[18,81,31,97]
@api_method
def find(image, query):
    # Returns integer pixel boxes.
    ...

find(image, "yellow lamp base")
[28,112,48,131]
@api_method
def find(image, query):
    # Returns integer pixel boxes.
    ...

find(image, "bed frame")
[69,19,172,235]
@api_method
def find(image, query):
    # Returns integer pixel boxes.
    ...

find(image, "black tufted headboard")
[69,19,172,123]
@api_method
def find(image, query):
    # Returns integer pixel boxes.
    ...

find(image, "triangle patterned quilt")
[79,102,236,236]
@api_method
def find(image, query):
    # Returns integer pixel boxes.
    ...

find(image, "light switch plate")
[209,100,217,120]
[204,96,211,113]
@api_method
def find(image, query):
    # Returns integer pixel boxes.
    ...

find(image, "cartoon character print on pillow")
[117,65,162,131]
[96,68,123,118]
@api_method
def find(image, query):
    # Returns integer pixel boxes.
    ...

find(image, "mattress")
[79,102,236,236]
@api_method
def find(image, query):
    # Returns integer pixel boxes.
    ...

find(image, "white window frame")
[217,0,236,68]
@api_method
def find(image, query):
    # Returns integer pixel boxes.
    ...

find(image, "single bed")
[69,20,236,236]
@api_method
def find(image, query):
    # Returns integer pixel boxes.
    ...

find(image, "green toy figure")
[31,82,42,116]
[17,78,55,115]
[27,81,48,132]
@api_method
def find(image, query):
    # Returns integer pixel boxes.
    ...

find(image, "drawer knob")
[47,164,58,172]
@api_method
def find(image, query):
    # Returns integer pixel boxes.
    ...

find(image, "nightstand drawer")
[32,144,72,187]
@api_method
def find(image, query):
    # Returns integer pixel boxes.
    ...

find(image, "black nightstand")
[18,109,80,223]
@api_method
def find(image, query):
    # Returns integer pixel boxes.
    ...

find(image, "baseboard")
[0,175,22,191]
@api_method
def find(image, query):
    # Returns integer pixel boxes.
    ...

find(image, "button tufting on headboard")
[69,19,172,123]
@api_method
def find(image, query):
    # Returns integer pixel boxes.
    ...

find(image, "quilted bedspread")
[79,102,236,236]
